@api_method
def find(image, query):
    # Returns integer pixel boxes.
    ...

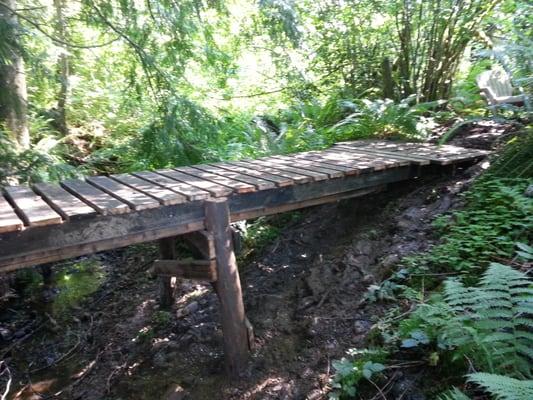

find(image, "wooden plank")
[326,148,409,168]
[87,176,160,210]
[338,141,489,165]
[312,150,383,172]
[61,179,130,215]
[0,195,24,233]
[205,198,249,378]
[334,144,431,165]
[153,258,217,282]
[286,152,361,175]
[3,186,62,227]
[213,162,294,187]
[176,166,256,194]
[250,158,329,181]
[269,155,345,178]
[0,201,206,272]
[33,182,97,221]
[229,160,313,184]
[231,186,384,221]
[191,165,276,191]
[157,169,232,197]
[133,171,210,201]
[112,174,186,205]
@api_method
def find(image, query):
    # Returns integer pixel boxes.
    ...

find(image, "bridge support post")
[158,236,177,308]
[205,198,249,379]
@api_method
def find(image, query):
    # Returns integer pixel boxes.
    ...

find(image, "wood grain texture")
[0,195,24,233]
[191,165,276,190]
[176,166,256,193]
[112,174,186,205]
[250,158,329,181]
[205,198,249,377]
[33,182,97,220]
[61,179,130,215]
[0,202,205,272]
[153,258,217,282]
[229,160,313,184]
[214,162,294,187]
[87,176,160,210]
[269,155,345,178]
[158,169,232,197]
[337,141,489,165]
[133,171,211,201]
[3,186,62,227]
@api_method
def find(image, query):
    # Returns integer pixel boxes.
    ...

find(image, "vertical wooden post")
[205,198,249,379]
[158,236,177,308]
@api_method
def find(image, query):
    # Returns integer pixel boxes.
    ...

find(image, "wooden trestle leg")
[205,198,250,379]
[158,236,177,308]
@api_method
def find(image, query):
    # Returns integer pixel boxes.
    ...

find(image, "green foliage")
[327,96,441,142]
[329,349,387,399]
[467,373,533,400]
[401,262,533,378]
[403,177,532,275]
[0,130,80,185]
[486,131,533,179]
[151,310,172,329]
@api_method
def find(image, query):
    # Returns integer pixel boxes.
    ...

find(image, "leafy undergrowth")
[330,132,533,399]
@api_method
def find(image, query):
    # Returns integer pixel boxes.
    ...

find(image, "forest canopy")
[0,0,531,182]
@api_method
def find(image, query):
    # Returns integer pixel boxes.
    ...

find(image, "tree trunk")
[381,57,395,100]
[54,0,69,136]
[0,0,30,149]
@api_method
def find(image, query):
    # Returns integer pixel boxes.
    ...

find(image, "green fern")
[443,263,533,377]
[468,373,533,400]
[438,387,471,400]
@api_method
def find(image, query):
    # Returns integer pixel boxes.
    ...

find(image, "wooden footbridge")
[0,140,488,377]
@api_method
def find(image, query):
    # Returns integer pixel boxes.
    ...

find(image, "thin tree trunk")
[0,0,30,149]
[54,0,68,135]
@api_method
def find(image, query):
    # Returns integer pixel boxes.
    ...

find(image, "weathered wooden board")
[0,202,206,272]
[87,176,160,210]
[285,152,361,175]
[191,165,276,191]
[338,141,489,165]
[61,179,130,215]
[133,171,211,201]
[229,166,416,221]
[176,166,256,194]
[229,160,313,184]
[334,144,431,165]
[269,155,345,179]
[33,182,97,221]
[250,158,329,181]
[311,150,382,172]
[0,195,24,233]
[112,174,186,205]
[214,162,294,187]
[3,186,62,227]
[326,148,408,169]
[158,169,232,197]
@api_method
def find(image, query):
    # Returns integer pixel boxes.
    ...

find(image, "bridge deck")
[0,141,488,272]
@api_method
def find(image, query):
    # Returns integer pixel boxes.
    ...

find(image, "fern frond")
[438,387,471,400]
[467,373,533,400]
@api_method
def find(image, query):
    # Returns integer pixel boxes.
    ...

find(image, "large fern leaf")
[468,373,533,400]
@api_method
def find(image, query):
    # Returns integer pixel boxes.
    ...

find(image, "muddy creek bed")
[0,140,488,377]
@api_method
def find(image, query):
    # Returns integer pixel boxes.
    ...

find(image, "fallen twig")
[0,361,12,400]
